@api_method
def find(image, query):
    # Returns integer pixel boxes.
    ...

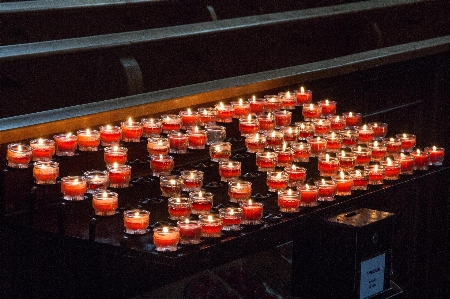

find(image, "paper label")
[359,253,385,299]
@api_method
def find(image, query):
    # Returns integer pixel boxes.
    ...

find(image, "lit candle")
[124,209,150,235]
[104,146,128,166]
[282,126,300,144]
[327,115,347,131]
[336,150,357,171]
[279,91,297,110]
[368,140,387,162]
[141,118,162,137]
[306,136,327,157]
[169,131,189,154]
[364,164,385,185]
[147,137,170,155]
[318,99,337,116]
[340,129,359,149]
[209,141,231,162]
[29,138,55,161]
[61,176,87,201]
[264,95,283,112]
[231,98,251,118]
[150,154,174,177]
[240,200,264,225]
[197,107,217,126]
[315,179,337,202]
[256,112,276,132]
[368,122,388,140]
[187,126,207,149]
[318,153,340,177]
[273,110,292,128]
[333,171,353,196]
[76,128,100,151]
[348,169,369,190]
[266,171,289,192]
[177,219,202,244]
[168,197,192,220]
[278,189,301,212]
[394,153,415,175]
[342,112,362,128]
[215,102,234,123]
[313,118,331,137]
[356,124,374,144]
[121,117,143,142]
[199,214,223,237]
[284,164,307,187]
[410,149,430,170]
[33,161,59,184]
[248,96,266,113]
[381,157,401,180]
[99,125,122,146]
[161,114,182,133]
[218,161,241,182]
[296,121,315,140]
[238,114,260,137]
[189,190,214,214]
[153,226,180,251]
[324,132,342,152]
[159,176,183,197]
[53,133,77,156]
[274,142,294,167]
[396,133,416,153]
[244,133,267,153]
[295,87,312,106]
[255,151,278,172]
[291,142,311,162]
[180,170,204,192]
[384,137,402,157]
[424,146,445,166]
[6,143,33,168]
[227,180,252,202]
[302,103,322,120]
[84,170,109,193]
[219,208,242,231]
[92,190,119,216]
[179,108,199,129]
[107,163,132,188]
[352,146,372,166]
[299,184,319,207]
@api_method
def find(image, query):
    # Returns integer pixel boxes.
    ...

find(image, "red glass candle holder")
[238,115,260,137]
[147,137,170,155]
[294,87,312,106]
[282,126,300,144]
[278,189,301,212]
[231,100,251,119]
[266,171,289,192]
[168,197,192,220]
[256,112,276,132]
[228,180,252,203]
[189,191,214,215]
[368,122,388,140]
[356,125,374,144]
[256,151,278,172]
[342,112,362,128]
[273,110,292,128]
[394,154,415,175]
[313,118,331,137]
[84,170,109,193]
[302,103,322,120]
[7,143,32,168]
[291,142,311,162]
[240,200,264,225]
[380,159,401,180]
[153,226,180,251]
[120,119,143,142]
[396,133,416,153]
[179,109,199,129]
[352,146,372,167]
[348,169,369,190]
[264,95,283,112]
[61,176,87,201]
[274,145,294,167]
[265,130,284,149]
[307,137,327,157]
[368,141,387,162]
[336,151,357,171]
[219,207,242,231]
[215,103,234,123]
[33,161,59,185]
[245,133,267,153]
[160,175,183,197]
[299,184,319,207]
[76,129,100,151]
[177,219,202,244]
[327,115,347,131]
[410,149,430,170]
[187,127,207,149]
[284,165,307,187]
[107,164,131,188]
[318,99,337,116]
[340,129,359,149]
[278,91,297,110]
[169,131,188,154]
[199,214,223,237]
[180,170,204,192]
[197,107,217,126]
[315,179,337,202]
[141,118,162,137]
[218,161,241,182]
[54,133,77,156]
[30,138,55,161]
[383,137,402,157]
[424,146,445,166]
[92,190,118,216]
[295,121,315,141]
[104,146,128,166]
[332,172,354,196]
[99,125,122,146]
[161,114,182,133]
[150,154,174,177]
[248,97,266,113]
[318,154,340,177]
[324,132,343,153]
[364,165,385,185]
[124,209,150,235]
[209,141,231,162]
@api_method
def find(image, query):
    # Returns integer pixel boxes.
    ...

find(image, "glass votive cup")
[384,137,402,157]
[364,165,385,185]
[266,171,289,192]
[177,219,202,244]
[124,209,150,235]
[147,137,170,155]
[336,151,357,171]
[199,214,223,237]
[312,118,331,137]
[240,200,264,225]
[197,107,217,126]
[84,170,109,193]
[278,91,297,110]
[169,131,189,154]
[265,130,284,149]
[219,207,242,231]
[104,146,128,166]
[228,180,252,203]
[205,125,226,145]
[394,154,415,175]
[256,151,277,172]
[424,146,445,166]
[215,103,234,123]
[53,133,77,156]
[342,112,362,128]
[219,161,241,182]
[307,137,327,157]
[189,191,214,215]
[179,109,199,130]
[295,121,315,141]
[273,110,292,128]
[187,127,207,149]
[248,97,266,113]
[231,100,251,119]
[209,141,231,162]
[295,88,313,106]
[181,170,204,192]
[324,132,343,153]
[291,142,311,162]
[355,125,374,144]
[410,150,430,170]
[368,122,388,140]
[264,95,283,112]
[380,159,401,180]
[284,165,307,187]
[278,189,301,213]
[160,175,183,197]
[161,114,182,133]
[256,112,276,132]
[317,154,340,177]
[239,115,260,137]
[153,226,180,251]
[315,179,337,202]
[61,176,87,201]
[281,126,300,144]
[107,164,132,188]
[332,172,354,196]
[368,141,387,162]
[352,146,372,166]
[150,154,174,177]
[318,100,337,116]
[327,115,347,131]
[76,129,100,151]
[348,169,369,190]
[299,184,319,207]
[274,146,294,167]
[141,118,162,137]
[302,103,322,120]
[120,120,143,142]
[245,133,267,153]
[30,138,55,161]
[92,190,118,216]
[168,197,192,220]
[7,143,33,168]
[99,125,122,146]
[396,133,416,153]
[33,161,59,184]
[340,129,359,149]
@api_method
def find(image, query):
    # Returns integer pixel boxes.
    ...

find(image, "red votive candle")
[147,137,170,155]
[273,110,292,128]
[292,142,311,162]
[141,118,162,137]
[327,115,347,131]
[279,91,297,110]
[240,200,264,225]
[352,146,372,166]
[264,95,283,112]
[424,146,445,166]
[231,99,251,118]
[364,164,385,185]
[368,141,387,162]
[307,136,327,157]
[179,108,199,129]
[180,170,204,192]
[84,170,109,193]
[295,121,315,141]
[340,129,359,149]
[199,214,223,237]
[7,143,33,168]
[107,163,131,188]
[209,141,231,162]
[410,149,430,170]
[153,226,180,251]
[324,132,342,152]
[197,107,217,126]
[284,165,307,187]
[189,191,214,215]
[177,219,202,244]
[77,129,101,151]
[121,118,143,142]
[302,103,322,120]
[274,143,294,167]
[315,179,337,202]
[337,151,357,171]
[318,154,340,177]
[161,114,182,133]
[30,138,55,161]
[384,137,402,157]
[356,125,374,144]
[282,126,300,144]
[278,189,301,212]
[256,151,278,172]
[219,161,241,182]
[187,127,207,149]
[348,169,369,190]
[368,122,388,140]
[99,125,122,146]
[245,133,267,153]
[294,87,312,106]
[160,175,183,197]
[381,158,401,180]
[256,112,276,132]
[61,176,87,201]
[299,184,319,207]
[124,209,150,235]
[333,172,353,196]
[265,130,284,149]
[168,197,192,220]
[318,99,337,116]
[395,154,415,175]
[313,118,331,137]
[150,154,174,177]
[342,112,362,128]
[228,180,252,203]
[92,190,118,216]
[238,115,260,137]
[266,171,289,192]
[104,146,128,166]
[54,133,77,156]
[248,96,266,113]
[219,208,242,231]
[169,131,188,154]
[396,133,416,153]
[33,161,59,185]
[215,102,234,123]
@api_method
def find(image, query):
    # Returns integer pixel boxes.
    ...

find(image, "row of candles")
[4,87,446,251]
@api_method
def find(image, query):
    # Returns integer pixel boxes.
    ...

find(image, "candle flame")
[187,108,192,115]
[321,178,326,184]
[17,144,22,151]
[207,215,213,222]
[374,165,378,171]
[38,138,44,144]
[163,227,169,233]
[219,102,224,108]
[300,144,304,150]
[300,86,305,93]
[215,145,221,152]
[247,114,252,121]
[318,119,323,125]
[113,162,118,169]
[113,146,119,151]
[341,150,346,157]
[271,131,276,137]
[106,125,112,130]
[228,162,233,167]
[185,218,190,224]
[300,123,305,129]
[433,146,437,151]
[248,199,252,205]
[363,125,367,130]
[292,164,297,170]
[276,172,282,179]
[149,118,154,124]
[252,95,256,102]
[239,98,243,105]
[305,184,310,189]
[390,138,395,142]
[331,132,335,138]
[169,179,176,185]
[403,133,407,138]
[349,112,353,117]
[286,91,291,98]
[416,149,421,154]
[128,117,133,125]
[66,133,72,138]
[387,157,392,166]
[176,198,181,203]
[340,171,345,179]
[86,129,91,135]
[236,182,241,188]
[336,116,340,121]
[230,209,234,215]
[102,191,108,197]
[287,189,292,195]
[282,142,287,151]
[374,141,378,147]
[325,99,329,105]
[134,212,140,217]
[358,146,362,152]
[309,103,313,109]
[325,153,329,162]
[194,126,199,133]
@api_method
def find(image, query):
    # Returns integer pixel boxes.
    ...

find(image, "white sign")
[359,253,386,299]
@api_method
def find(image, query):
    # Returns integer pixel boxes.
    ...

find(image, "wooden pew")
[1,0,449,119]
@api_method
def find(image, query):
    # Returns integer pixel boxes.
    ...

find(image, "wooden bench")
[1,0,448,119]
